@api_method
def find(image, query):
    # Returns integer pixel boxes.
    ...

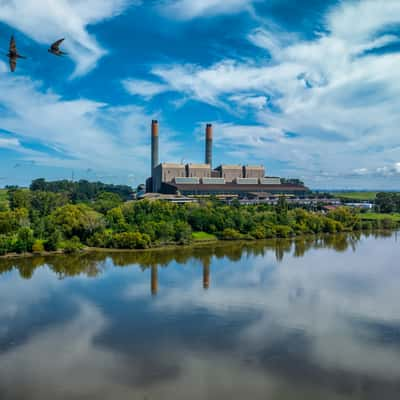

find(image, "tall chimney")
[205,123,213,167]
[151,120,159,192]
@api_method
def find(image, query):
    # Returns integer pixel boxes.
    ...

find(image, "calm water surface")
[0,232,399,399]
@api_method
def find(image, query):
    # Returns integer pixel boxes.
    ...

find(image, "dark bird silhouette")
[48,38,67,56]
[7,35,26,72]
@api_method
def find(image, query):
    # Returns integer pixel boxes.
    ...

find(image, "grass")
[0,189,8,209]
[360,213,400,222]
[0,189,8,202]
[332,191,378,201]
[192,231,218,241]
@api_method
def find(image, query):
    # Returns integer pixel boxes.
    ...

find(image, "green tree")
[174,221,192,244]
[8,189,31,210]
[0,235,13,256]
[14,227,35,253]
[92,192,123,214]
[44,229,62,251]
[50,204,104,241]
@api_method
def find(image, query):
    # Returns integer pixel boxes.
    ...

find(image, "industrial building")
[146,120,309,198]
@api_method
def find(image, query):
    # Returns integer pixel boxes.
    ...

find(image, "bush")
[221,228,242,240]
[250,226,266,239]
[87,230,114,248]
[112,232,150,249]
[275,225,293,238]
[32,240,45,253]
[62,236,84,254]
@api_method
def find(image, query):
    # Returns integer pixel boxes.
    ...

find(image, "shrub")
[32,240,45,253]
[112,232,150,249]
[87,230,114,248]
[62,236,84,254]
[275,225,293,238]
[221,228,242,240]
[250,226,266,239]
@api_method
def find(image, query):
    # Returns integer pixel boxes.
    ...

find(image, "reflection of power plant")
[148,261,212,295]
[203,258,211,290]
[146,120,308,197]
[151,265,158,296]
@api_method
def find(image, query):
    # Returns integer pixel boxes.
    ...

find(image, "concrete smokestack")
[205,123,213,167]
[151,120,159,192]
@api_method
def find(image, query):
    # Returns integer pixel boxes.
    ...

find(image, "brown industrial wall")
[153,164,186,192]
[243,166,265,179]
[217,166,243,182]
[186,165,211,178]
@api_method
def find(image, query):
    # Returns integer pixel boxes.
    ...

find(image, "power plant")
[146,121,308,198]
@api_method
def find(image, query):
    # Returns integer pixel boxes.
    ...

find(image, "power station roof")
[215,165,243,169]
[244,165,265,170]
[166,183,309,192]
[186,163,211,168]
[160,163,186,168]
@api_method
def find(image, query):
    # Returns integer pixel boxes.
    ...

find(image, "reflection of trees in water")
[0,253,108,280]
[0,232,389,280]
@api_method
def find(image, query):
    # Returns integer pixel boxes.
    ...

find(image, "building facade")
[214,165,243,182]
[146,121,309,198]
[243,165,265,179]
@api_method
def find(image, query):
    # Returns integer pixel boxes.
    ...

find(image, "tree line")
[1,232,384,280]
[375,192,400,213]
[0,183,398,256]
[29,178,134,202]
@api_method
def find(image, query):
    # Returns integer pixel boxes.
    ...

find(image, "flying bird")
[7,35,26,72]
[48,38,67,56]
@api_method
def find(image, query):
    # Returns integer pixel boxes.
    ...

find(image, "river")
[0,232,399,399]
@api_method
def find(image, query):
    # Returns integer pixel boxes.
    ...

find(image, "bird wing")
[51,38,64,51]
[9,35,17,53]
[9,57,16,72]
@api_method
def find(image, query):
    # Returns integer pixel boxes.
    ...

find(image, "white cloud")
[146,0,400,187]
[0,0,134,77]
[228,94,268,110]
[0,137,21,150]
[0,60,7,73]
[122,78,169,99]
[161,0,260,19]
[0,74,181,184]
[145,234,400,380]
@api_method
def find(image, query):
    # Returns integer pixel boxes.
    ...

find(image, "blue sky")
[1,0,400,189]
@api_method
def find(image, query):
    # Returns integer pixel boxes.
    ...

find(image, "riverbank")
[1,228,396,260]
[0,237,221,259]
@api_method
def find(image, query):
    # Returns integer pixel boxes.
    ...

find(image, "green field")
[332,192,378,201]
[192,232,218,241]
[0,189,8,209]
[360,213,400,222]
[0,189,8,202]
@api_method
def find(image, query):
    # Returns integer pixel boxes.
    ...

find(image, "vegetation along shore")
[1,180,399,258]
